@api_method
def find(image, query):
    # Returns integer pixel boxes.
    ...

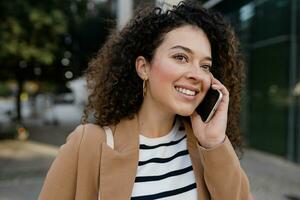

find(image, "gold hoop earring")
[143,79,147,97]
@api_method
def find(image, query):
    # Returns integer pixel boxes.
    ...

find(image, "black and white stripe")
[131,119,198,199]
[131,183,197,200]
[139,135,187,150]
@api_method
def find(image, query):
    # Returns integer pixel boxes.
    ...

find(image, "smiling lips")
[175,86,199,96]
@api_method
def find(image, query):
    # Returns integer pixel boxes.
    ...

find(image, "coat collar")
[182,119,210,199]
[99,114,209,200]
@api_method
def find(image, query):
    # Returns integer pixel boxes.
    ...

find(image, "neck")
[137,99,176,138]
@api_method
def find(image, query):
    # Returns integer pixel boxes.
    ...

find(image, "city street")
[0,140,56,200]
[1,0,299,199]
[0,118,300,200]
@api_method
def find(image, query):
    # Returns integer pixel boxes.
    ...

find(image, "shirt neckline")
[139,118,180,144]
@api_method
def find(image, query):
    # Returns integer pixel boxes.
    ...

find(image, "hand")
[190,75,229,149]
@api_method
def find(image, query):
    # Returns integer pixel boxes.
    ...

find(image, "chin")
[176,109,194,117]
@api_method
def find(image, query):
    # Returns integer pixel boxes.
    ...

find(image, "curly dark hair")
[82,0,245,151]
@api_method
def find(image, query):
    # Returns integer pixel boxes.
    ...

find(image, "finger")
[211,83,229,96]
[211,76,222,86]
[209,74,229,104]
[210,75,226,90]
[211,81,229,97]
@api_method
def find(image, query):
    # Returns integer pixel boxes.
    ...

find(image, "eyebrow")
[169,45,212,62]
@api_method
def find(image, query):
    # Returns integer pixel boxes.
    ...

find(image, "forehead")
[158,25,211,57]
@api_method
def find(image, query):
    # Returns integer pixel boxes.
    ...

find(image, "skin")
[135,25,228,149]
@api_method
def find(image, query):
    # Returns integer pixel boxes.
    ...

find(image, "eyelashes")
[172,53,212,71]
[200,64,212,71]
[173,53,188,63]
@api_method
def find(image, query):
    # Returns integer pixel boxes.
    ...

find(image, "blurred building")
[202,0,300,163]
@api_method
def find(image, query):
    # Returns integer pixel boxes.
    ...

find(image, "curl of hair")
[82,0,245,152]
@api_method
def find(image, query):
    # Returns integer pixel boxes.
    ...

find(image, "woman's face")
[145,25,212,116]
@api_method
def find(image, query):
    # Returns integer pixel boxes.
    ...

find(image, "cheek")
[199,71,212,91]
[150,62,178,86]
[203,75,212,89]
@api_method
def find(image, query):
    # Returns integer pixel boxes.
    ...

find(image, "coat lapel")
[99,115,140,200]
[99,115,209,200]
[182,119,210,199]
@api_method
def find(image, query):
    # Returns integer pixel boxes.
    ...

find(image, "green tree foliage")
[0,0,114,121]
[0,0,114,81]
[0,1,67,68]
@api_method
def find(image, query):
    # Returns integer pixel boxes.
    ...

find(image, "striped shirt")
[131,118,198,199]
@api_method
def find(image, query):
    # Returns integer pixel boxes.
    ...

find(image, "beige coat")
[39,115,252,200]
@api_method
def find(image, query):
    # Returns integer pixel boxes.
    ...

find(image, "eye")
[200,64,212,71]
[173,54,189,63]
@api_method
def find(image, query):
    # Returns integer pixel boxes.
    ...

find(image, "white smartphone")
[195,88,223,123]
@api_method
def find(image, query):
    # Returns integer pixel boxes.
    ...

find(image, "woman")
[39,1,253,199]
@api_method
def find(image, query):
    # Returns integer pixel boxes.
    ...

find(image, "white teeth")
[175,87,196,96]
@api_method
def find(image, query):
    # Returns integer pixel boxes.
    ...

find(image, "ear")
[135,56,149,80]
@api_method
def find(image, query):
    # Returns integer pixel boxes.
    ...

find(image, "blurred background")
[0,0,299,199]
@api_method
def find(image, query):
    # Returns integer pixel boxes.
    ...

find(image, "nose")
[185,68,209,83]
[186,71,202,82]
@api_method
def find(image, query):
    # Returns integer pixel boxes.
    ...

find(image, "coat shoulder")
[65,123,107,153]
[67,123,106,143]
[69,123,106,148]
[82,123,106,141]
[38,123,106,200]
